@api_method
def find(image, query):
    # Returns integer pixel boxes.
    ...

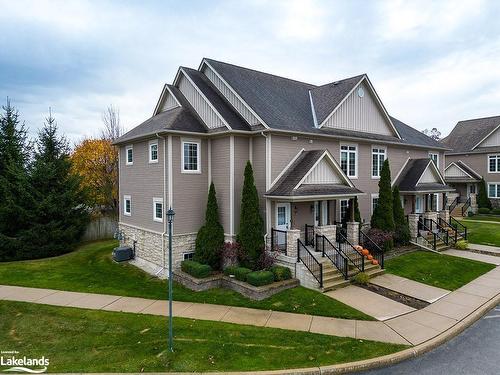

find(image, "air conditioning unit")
[112,246,134,262]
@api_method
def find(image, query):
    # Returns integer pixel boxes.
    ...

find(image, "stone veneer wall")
[119,223,196,279]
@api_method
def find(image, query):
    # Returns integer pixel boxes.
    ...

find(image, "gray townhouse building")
[113,58,453,286]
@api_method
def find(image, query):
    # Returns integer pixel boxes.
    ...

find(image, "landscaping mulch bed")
[358,283,429,310]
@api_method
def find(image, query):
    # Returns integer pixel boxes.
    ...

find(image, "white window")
[415,195,423,213]
[429,152,439,167]
[182,140,201,173]
[488,154,500,173]
[153,198,163,222]
[372,147,386,178]
[371,194,379,215]
[125,145,133,165]
[340,199,349,221]
[123,195,131,216]
[149,141,158,163]
[488,183,500,198]
[340,144,357,178]
[183,252,195,261]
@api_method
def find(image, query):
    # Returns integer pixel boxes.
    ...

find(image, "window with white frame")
[429,152,439,167]
[371,194,379,215]
[488,183,500,198]
[153,198,163,222]
[124,195,131,216]
[340,144,357,178]
[125,145,133,165]
[372,147,386,178]
[182,141,200,173]
[340,199,349,221]
[183,252,195,261]
[488,155,500,173]
[149,141,158,163]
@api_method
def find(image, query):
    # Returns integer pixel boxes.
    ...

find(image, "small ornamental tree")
[194,182,224,269]
[392,187,410,245]
[371,159,394,232]
[238,161,264,269]
[344,197,362,223]
[477,178,492,210]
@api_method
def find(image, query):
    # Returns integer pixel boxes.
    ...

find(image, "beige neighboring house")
[113,58,453,288]
[442,115,500,215]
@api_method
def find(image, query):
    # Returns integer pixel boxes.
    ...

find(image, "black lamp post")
[166,207,175,352]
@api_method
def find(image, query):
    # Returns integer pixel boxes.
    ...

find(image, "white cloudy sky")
[1,0,499,141]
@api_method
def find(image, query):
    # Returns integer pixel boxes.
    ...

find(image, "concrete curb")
[50,293,499,375]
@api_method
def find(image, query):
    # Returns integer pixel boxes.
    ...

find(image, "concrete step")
[322,279,350,292]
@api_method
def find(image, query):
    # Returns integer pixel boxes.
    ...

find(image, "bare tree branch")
[101,105,122,141]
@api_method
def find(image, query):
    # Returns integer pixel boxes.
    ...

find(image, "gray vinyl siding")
[178,74,226,129]
[119,138,165,233]
[233,136,250,233]
[322,82,395,137]
[211,137,231,233]
[160,91,179,112]
[203,65,260,126]
[172,136,208,234]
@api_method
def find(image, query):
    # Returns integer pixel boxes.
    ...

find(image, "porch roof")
[444,161,482,183]
[395,158,455,194]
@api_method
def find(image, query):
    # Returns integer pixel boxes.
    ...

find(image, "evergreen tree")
[371,159,394,231]
[0,100,33,261]
[22,112,89,259]
[194,182,224,269]
[344,197,361,223]
[477,178,492,209]
[392,187,410,245]
[237,161,264,269]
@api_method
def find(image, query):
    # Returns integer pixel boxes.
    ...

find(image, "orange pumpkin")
[367,255,373,260]
[361,249,370,256]
[371,259,379,265]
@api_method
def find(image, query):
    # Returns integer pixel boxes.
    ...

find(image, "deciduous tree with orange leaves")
[71,138,118,216]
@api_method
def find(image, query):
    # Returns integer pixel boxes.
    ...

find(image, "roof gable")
[418,162,443,185]
[153,84,181,116]
[442,115,500,153]
[299,152,350,187]
[445,163,471,179]
[478,124,500,148]
[395,158,451,193]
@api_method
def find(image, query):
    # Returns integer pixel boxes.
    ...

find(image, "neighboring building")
[442,115,500,211]
[113,58,451,281]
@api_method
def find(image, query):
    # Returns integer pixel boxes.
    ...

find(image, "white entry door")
[276,203,291,230]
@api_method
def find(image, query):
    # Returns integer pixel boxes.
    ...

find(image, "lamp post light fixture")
[166,207,175,352]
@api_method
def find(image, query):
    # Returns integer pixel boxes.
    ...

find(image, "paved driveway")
[356,304,500,375]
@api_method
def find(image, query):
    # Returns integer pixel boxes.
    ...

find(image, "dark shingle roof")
[442,115,500,153]
[395,159,453,193]
[181,67,250,131]
[266,150,362,197]
[390,117,445,149]
[311,75,365,125]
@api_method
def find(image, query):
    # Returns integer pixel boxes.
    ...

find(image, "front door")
[276,203,290,231]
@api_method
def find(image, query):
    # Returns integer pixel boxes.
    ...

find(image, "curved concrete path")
[1,266,499,348]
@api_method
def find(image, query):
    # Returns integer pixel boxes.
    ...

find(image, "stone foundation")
[119,223,197,278]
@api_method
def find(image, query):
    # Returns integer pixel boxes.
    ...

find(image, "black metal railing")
[418,217,438,250]
[336,230,364,273]
[448,196,459,212]
[427,218,450,246]
[438,217,461,245]
[461,197,471,216]
[359,229,384,269]
[449,216,468,240]
[297,238,322,287]
[270,228,287,255]
[316,234,349,279]
[334,221,347,244]
[305,224,315,247]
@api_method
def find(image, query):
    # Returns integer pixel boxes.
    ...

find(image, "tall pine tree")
[392,187,410,245]
[22,112,89,259]
[194,182,224,269]
[371,159,394,231]
[0,100,33,260]
[237,161,264,269]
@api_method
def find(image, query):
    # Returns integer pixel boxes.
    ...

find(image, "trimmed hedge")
[223,266,238,276]
[234,267,252,282]
[270,265,292,281]
[478,207,491,214]
[492,208,500,215]
[181,260,212,279]
[456,240,468,250]
[246,270,274,287]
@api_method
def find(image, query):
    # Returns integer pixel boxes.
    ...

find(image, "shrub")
[223,266,238,276]
[234,267,252,282]
[492,208,500,215]
[352,272,370,285]
[468,211,475,217]
[478,178,492,209]
[455,240,468,250]
[257,249,277,270]
[246,270,275,286]
[392,186,410,245]
[366,228,393,252]
[270,265,292,281]
[181,260,212,279]
[478,207,491,214]
[221,242,240,269]
[371,159,394,232]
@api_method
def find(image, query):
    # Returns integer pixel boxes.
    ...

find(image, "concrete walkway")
[370,274,450,303]
[0,266,499,347]
[442,249,500,266]
[468,243,500,256]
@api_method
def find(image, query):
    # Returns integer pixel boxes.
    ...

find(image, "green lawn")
[0,240,373,320]
[459,220,500,247]
[385,251,495,290]
[462,215,500,223]
[0,301,405,373]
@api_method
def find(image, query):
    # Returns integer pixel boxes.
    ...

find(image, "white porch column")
[346,222,359,246]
